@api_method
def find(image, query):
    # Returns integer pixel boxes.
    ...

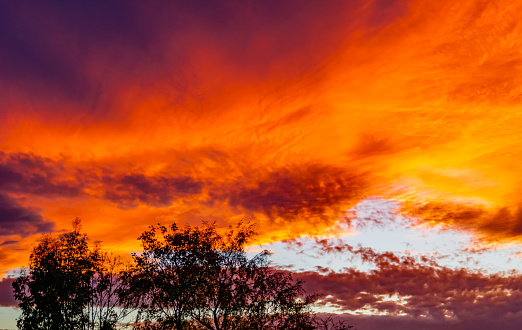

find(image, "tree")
[12,219,132,330]
[12,219,355,330]
[312,315,356,330]
[120,222,218,329]
[13,219,100,329]
[231,268,317,330]
[120,222,318,330]
[87,251,134,330]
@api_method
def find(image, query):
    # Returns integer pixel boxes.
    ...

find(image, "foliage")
[231,268,317,330]
[87,250,134,330]
[312,315,357,330]
[120,222,218,329]
[13,219,98,329]
[120,222,318,330]
[12,219,356,330]
[12,219,131,330]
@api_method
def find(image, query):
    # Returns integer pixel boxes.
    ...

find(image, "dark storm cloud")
[0,152,83,197]
[0,193,54,237]
[400,200,522,242]
[0,150,371,223]
[0,277,16,307]
[102,173,204,208]
[0,148,373,229]
[97,160,369,218]
[0,151,205,208]
[210,164,368,221]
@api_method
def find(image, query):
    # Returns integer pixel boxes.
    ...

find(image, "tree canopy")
[13,219,356,330]
[13,219,99,329]
[13,219,130,330]
[121,221,317,329]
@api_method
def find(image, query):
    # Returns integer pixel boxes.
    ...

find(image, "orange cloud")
[2,0,522,272]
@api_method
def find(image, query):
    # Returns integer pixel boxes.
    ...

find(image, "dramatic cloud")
[101,173,205,208]
[0,150,367,219]
[399,201,522,242]
[1,0,522,256]
[0,0,403,119]
[0,277,16,307]
[211,164,369,223]
[294,242,522,322]
[0,194,54,237]
[0,152,83,197]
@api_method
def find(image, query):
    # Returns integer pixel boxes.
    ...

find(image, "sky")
[2,0,522,329]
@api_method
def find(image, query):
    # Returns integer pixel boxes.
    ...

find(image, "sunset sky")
[2,0,522,329]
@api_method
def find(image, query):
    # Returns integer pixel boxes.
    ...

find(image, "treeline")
[12,219,355,330]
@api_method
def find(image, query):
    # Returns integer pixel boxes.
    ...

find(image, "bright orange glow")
[2,0,522,274]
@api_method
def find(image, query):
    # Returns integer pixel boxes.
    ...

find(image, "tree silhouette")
[120,222,318,329]
[12,219,356,330]
[13,219,99,329]
[120,222,215,329]
[312,315,356,330]
[231,267,317,330]
[12,219,132,330]
[87,250,134,330]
